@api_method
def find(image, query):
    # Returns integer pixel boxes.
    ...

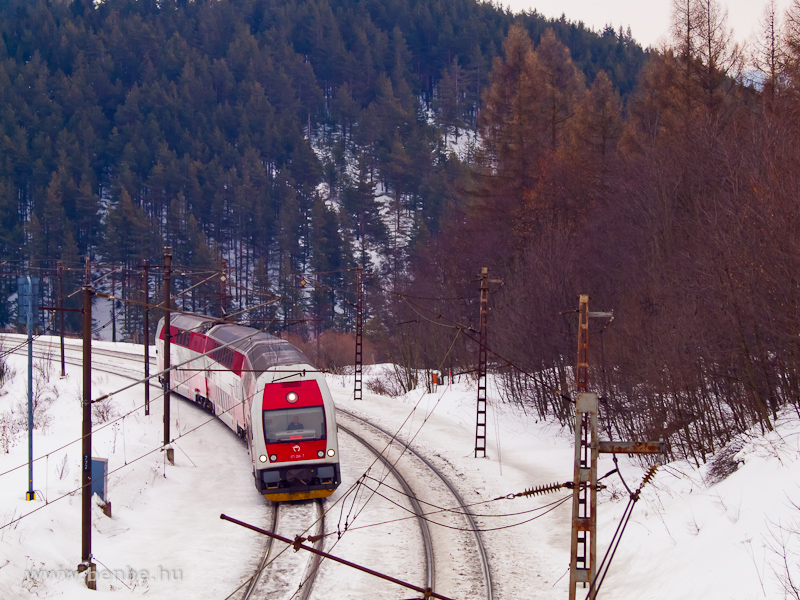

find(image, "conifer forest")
[2,0,800,465]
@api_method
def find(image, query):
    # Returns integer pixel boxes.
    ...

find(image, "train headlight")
[317,450,324,458]
[327,449,336,457]
[269,454,277,462]
[259,455,267,463]
[286,391,299,403]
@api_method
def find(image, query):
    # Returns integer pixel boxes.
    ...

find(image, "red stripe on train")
[263,380,323,410]
[266,440,327,462]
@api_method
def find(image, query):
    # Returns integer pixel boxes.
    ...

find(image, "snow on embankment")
[331,364,800,599]
[0,339,266,599]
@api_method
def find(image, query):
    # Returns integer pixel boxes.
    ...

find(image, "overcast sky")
[502,0,792,49]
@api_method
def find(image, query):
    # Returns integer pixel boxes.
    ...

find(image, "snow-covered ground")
[0,337,798,599]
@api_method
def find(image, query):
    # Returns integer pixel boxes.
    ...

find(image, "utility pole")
[142,260,150,416]
[163,247,174,465]
[58,261,65,378]
[111,267,116,342]
[27,275,33,500]
[220,258,228,316]
[568,295,662,600]
[475,268,489,458]
[18,274,39,502]
[78,284,96,589]
[569,295,593,598]
[354,265,363,401]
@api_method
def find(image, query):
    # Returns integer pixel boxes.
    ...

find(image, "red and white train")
[155,313,340,501]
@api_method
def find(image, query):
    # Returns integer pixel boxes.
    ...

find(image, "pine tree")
[341,149,387,265]
[59,226,83,331]
[785,0,800,88]
[467,24,558,261]
[434,57,466,143]
[476,24,544,204]
[534,28,585,151]
[565,70,622,171]
[35,171,70,262]
[693,0,743,113]
[102,188,153,268]
[309,196,344,328]
[751,0,785,102]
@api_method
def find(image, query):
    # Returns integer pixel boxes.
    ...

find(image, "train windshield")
[263,406,327,444]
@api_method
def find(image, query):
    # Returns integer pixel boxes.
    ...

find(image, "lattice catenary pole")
[163,247,174,465]
[354,265,364,401]
[569,295,597,599]
[142,259,150,416]
[475,267,489,458]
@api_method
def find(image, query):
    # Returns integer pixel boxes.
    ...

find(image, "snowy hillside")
[0,338,797,599]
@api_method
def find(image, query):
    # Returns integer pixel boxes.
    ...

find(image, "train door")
[230,382,245,436]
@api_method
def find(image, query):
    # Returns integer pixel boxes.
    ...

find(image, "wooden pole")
[58,261,65,378]
[163,248,173,465]
[79,285,96,589]
[26,276,34,501]
[111,267,116,342]
[143,260,150,416]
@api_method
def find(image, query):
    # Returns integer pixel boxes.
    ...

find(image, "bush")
[0,410,20,453]
[92,397,116,424]
[0,342,15,387]
[364,364,416,397]
[291,331,378,374]
[705,438,745,486]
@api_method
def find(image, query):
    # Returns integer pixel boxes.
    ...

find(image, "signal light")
[259,455,267,463]
[327,449,335,457]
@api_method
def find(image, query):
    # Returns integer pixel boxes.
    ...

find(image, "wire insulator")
[640,464,659,488]
[518,482,565,497]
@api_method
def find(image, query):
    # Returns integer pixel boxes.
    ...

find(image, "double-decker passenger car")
[156,313,340,501]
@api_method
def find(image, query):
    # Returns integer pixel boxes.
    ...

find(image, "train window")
[190,333,205,352]
[175,329,191,348]
[263,406,326,444]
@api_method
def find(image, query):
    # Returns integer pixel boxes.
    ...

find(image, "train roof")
[159,313,312,372]
[211,323,311,370]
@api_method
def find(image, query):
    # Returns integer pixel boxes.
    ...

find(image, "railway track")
[242,500,325,600]
[337,424,435,592]
[233,423,442,600]
[2,335,493,600]
[1,333,155,364]
[2,335,333,600]
[6,346,154,384]
[336,408,494,600]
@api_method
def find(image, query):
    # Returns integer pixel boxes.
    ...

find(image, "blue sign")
[17,276,40,326]
[91,458,108,502]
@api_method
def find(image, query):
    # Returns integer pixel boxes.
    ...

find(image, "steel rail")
[1,334,325,600]
[297,499,325,600]
[338,424,436,594]
[241,503,279,600]
[1,334,155,364]
[242,499,325,600]
[2,334,156,365]
[3,336,325,600]
[5,346,151,383]
[338,408,494,600]
[1,335,486,599]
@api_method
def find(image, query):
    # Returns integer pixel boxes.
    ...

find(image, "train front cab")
[255,377,340,502]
